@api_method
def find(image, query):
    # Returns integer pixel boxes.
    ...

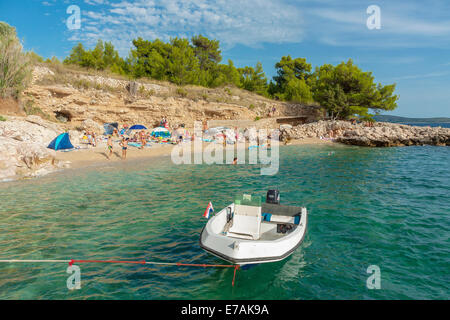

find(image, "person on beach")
[328,130,335,139]
[87,131,92,146]
[119,137,128,159]
[176,126,183,144]
[139,130,146,149]
[222,131,227,147]
[106,135,113,159]
[92,132,97,147]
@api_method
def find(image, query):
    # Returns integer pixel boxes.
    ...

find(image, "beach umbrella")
[151,127,171,138]
[129,124,147,130]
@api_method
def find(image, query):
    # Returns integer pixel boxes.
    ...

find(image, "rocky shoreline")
[283,120,450,147]
[0,115,70,180]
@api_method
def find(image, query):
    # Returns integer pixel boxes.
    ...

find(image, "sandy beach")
[55,138,332,169]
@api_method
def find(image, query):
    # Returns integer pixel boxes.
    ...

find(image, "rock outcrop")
[0,116,69,180]
[23,66,321,134]
[284,120,450,147]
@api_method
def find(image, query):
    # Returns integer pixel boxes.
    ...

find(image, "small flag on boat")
[203,202,214,218]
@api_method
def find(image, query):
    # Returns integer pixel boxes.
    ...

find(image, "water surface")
[0,144,449,299]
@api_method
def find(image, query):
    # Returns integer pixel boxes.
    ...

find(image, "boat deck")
[225,221,297,241]
[259,221,297,240]
[261,203,303,217]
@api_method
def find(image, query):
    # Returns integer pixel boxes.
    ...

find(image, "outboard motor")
[266,189,280,204]
[226,207,233,222]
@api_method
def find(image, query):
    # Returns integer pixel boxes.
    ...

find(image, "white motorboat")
[200,190,308,265]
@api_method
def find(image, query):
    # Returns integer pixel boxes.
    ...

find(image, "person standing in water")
[119,137,128,159]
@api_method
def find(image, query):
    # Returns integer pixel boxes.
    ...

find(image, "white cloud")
[69,0,305,55]
[305,0,450,47]
[84,0,109,5]
[67,0,450,55]
[393,71,450,81]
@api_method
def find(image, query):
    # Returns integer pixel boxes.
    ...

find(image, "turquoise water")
[401,122,450,128]
[0,144,449,299]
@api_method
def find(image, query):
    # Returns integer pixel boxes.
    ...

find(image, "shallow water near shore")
[0,144,449,299]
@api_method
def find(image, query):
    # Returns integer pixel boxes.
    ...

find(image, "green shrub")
[0,115,6,121]
[0,22,32,99]
[138,85,155,98]
[23,100,50,120]
[249,104,255,110]
[72,79,92,90]
[176,87,188,97]
[254,116,261,121]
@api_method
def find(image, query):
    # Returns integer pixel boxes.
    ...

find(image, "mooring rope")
[0,259,240,286]
[0,259,71,263]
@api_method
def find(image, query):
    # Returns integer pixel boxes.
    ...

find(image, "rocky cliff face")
[284,120,450,147]
[23,65,321,134]
[0,115,69,180]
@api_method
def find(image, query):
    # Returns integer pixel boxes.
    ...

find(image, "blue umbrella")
[129,124,147,130]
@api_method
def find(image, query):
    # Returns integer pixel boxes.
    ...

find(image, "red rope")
[68,259,240,286]
[232,265,240,287]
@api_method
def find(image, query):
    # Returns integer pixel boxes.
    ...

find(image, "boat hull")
[199,204,308,265]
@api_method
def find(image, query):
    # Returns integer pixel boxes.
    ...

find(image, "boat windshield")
[234,194,262,207]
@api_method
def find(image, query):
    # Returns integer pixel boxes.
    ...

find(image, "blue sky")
[1,0,450,117]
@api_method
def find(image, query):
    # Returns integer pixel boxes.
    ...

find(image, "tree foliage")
[269,55,313,103]
[64,40,126,73]
[238,62,268,95]
[62,35,399,118]
[191,34,221,70]
[310,59,398,119]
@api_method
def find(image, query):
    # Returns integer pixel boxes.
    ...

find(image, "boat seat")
[227,204,261,240]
